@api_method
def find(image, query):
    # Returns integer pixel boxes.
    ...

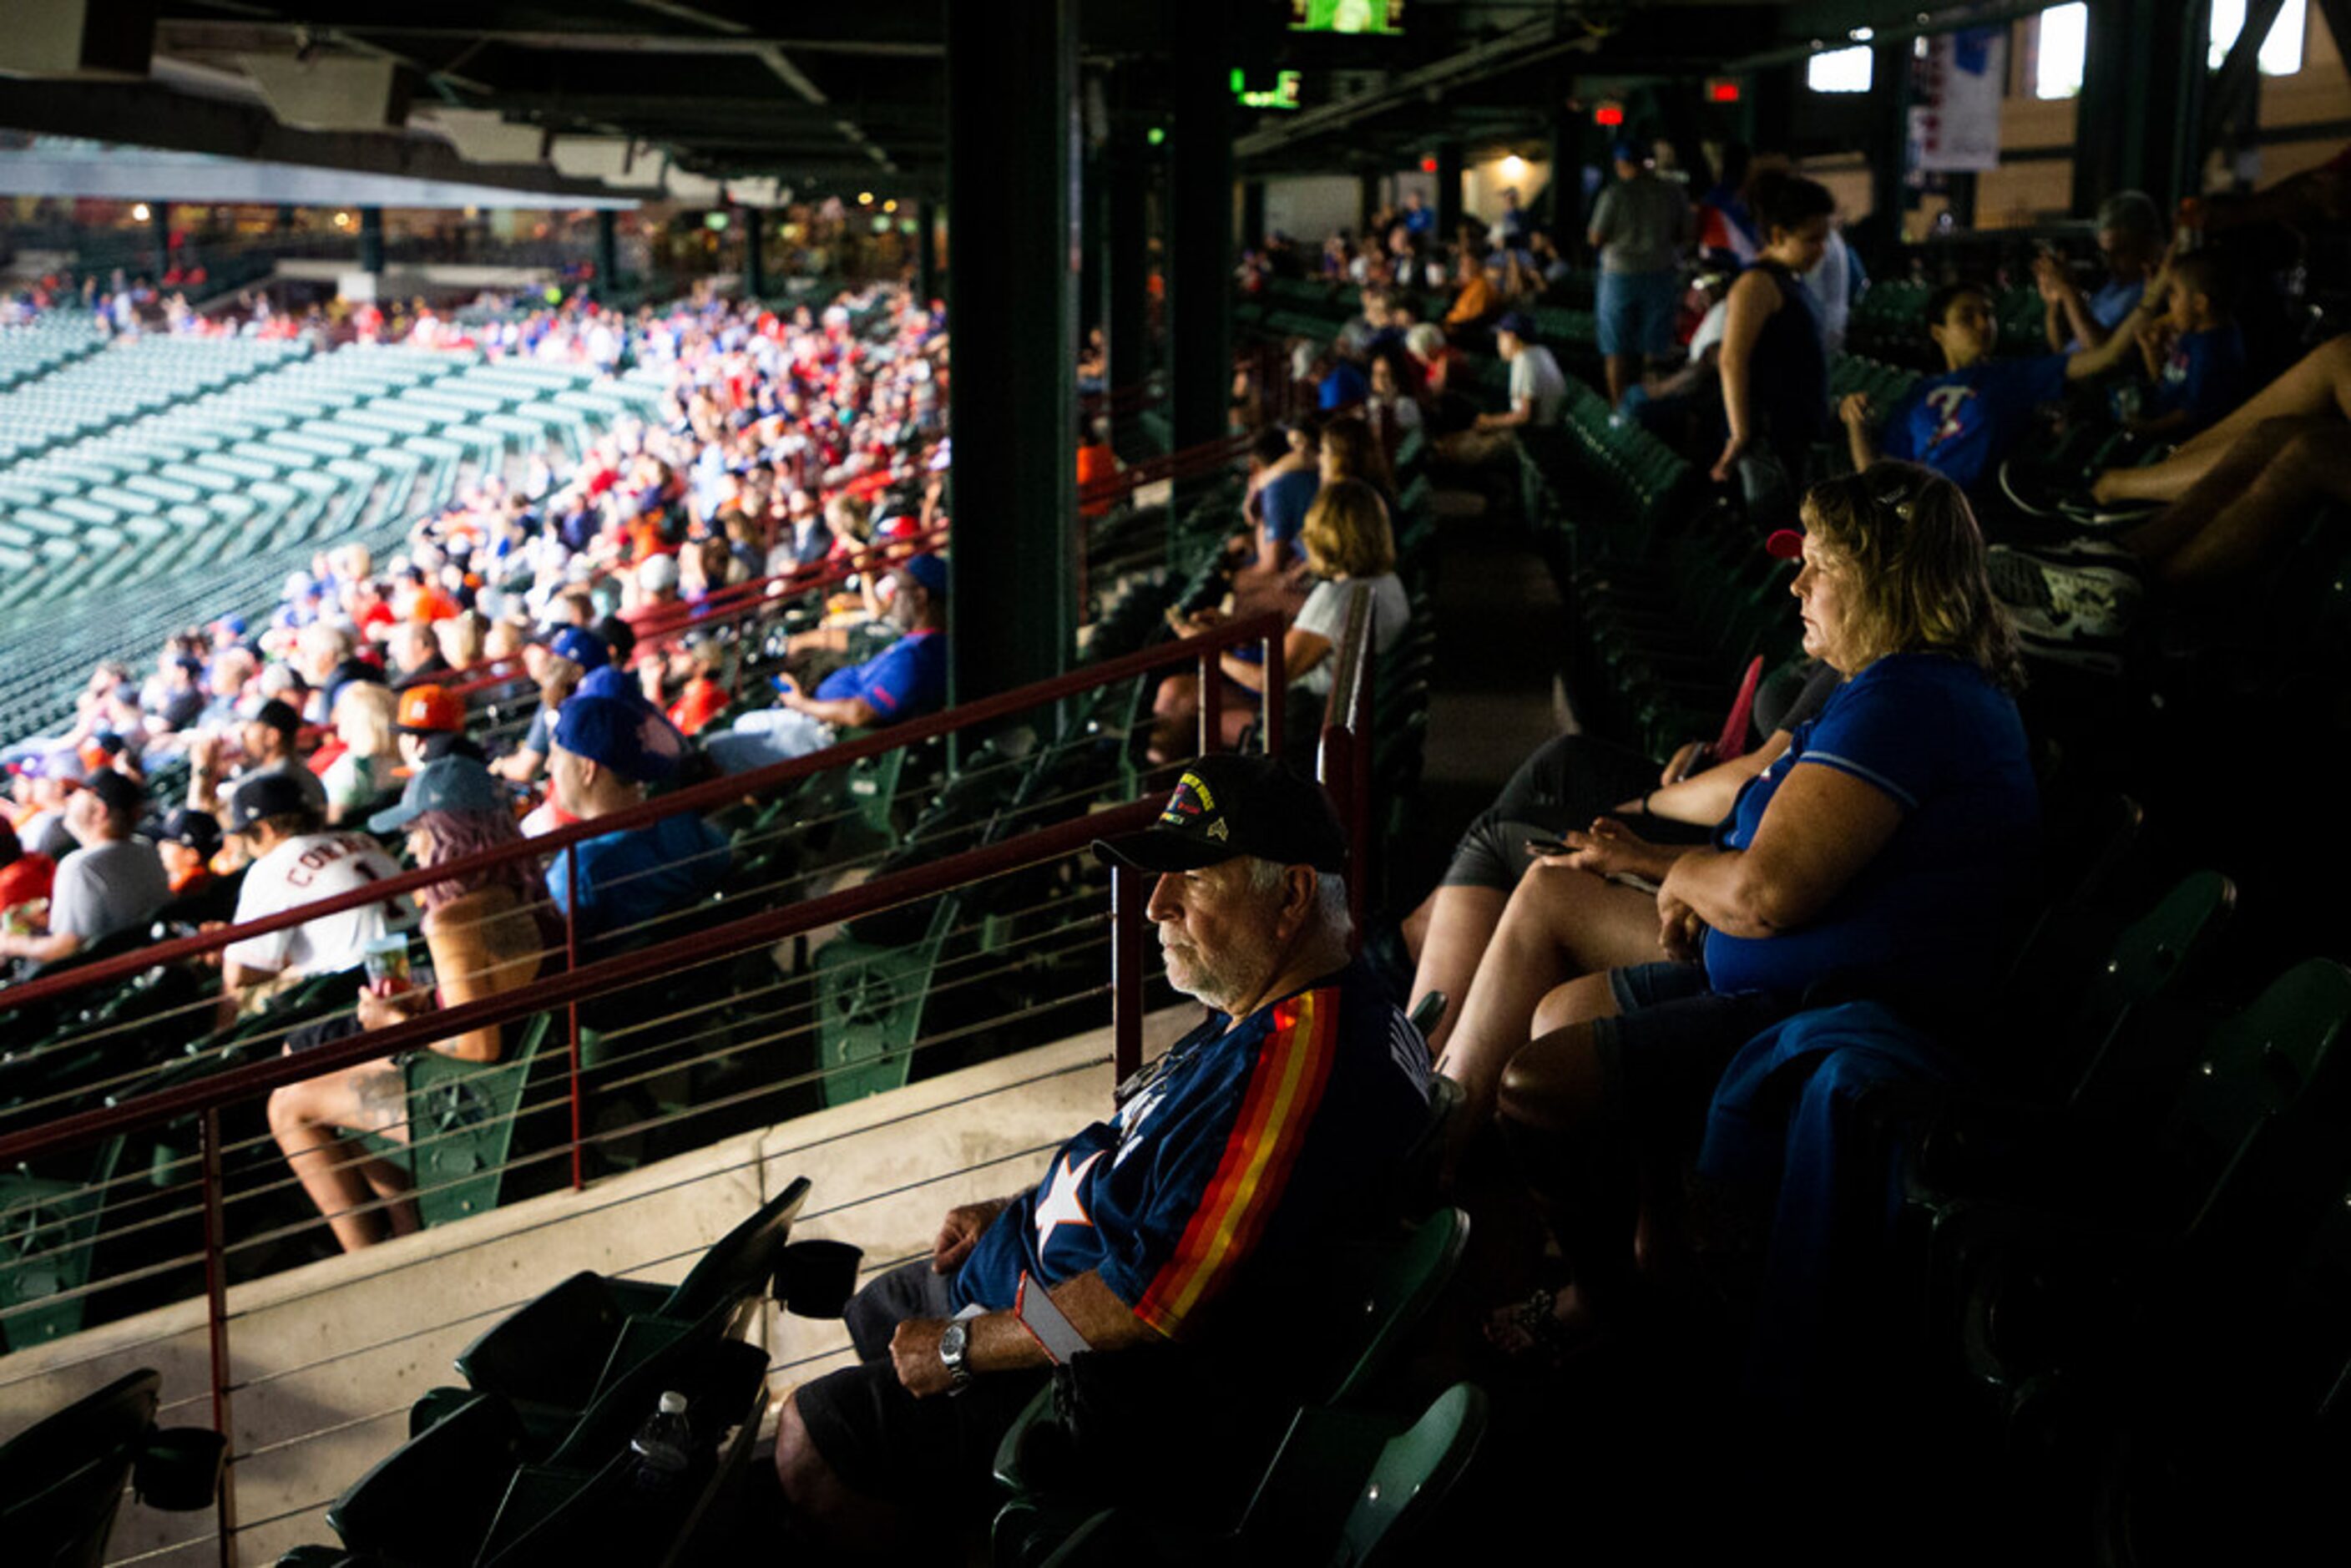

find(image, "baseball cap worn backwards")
[553,693,685,784]
[370,756,503,833]
[1093,753,1348,877]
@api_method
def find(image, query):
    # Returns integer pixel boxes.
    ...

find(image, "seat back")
[407,1011,556,1229]
[0,1367,159,1567]
[326,1392,526,1566]
[815,898,961,1105]
[454,1270,629,1414]
[1337,1383,1489,1567]
[661,1175,812,1324]
[1238,1383,1489,1567]
[2064,871,2237,1120]
[2164,959,2351,1251]
[1301,1206,1472,1404]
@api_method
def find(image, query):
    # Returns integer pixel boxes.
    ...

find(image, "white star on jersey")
[1032,1150,1104,1253]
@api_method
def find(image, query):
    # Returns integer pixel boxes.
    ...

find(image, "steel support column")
[742,205,766,301]
[2078,0,2212,210]
[357,205,384,274]
[1241,179,1267,253]
[1435,140,1464,241]
[1868,38,1914,237]
[595,209,618,296]
[1105,106,1150,461]
[1167,0,1234,458]
[946,0,1076,701]
[913,198,937,306]
[149,200,169,281]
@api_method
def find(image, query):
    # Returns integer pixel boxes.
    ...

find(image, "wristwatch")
[938,1320,973,1393]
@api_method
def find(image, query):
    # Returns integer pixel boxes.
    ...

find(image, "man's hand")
[888,1318,956,1399]
[1838,392,1874,432]
[932,1197,1008,1274]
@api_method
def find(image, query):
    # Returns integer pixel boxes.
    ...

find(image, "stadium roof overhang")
[0,2,2066,209]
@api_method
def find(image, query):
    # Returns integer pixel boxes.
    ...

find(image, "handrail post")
[1111,867,1145,1085]
[565,841,584,1192]
[200,1107,237,1568]
[1197,648,1222,756]
[1348,679,1373,943]
[1261,625,1285,759]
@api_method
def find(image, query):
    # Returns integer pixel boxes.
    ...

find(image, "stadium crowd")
[3,120,2348,1564]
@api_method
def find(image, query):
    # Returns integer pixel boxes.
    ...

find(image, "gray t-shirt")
[1589,174,1691,276]
[49,837,171,945]
[1508,346,1569,427]
[1292,574,1412,699]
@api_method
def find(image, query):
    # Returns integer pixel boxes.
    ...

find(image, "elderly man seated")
[771,753,1432,1554]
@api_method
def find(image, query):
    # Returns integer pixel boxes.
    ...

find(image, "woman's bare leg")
[2123,416,2346,587]
[2097,336,2351,504]
[1408,883,1506,1054]
[268,1061,412,1252]
[1435,868,1661,1122]
[2156,422,2351,588]
[1489,976,1627,1338]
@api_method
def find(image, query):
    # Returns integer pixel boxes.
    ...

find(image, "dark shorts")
[1440,734,1693,893]
[793,1258,1049,1507]
[1591,961,1797,1153]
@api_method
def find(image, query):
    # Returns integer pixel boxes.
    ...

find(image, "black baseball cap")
[245,697,302,736]
[156,807,223,858]
[85,769,145,818]
[225,771,313,834]
[1093,754,1347,876]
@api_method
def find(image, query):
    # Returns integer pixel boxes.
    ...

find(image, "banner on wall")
[1911,27,2007,173]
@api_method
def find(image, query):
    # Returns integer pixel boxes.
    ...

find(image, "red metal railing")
[0,612,1290,1143]
[0,598,1378,1567]
[4,611,1288,1568]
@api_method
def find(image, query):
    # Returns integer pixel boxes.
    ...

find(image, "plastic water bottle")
[629,1390,692,1490]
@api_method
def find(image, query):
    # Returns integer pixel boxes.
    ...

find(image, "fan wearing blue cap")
[704,555,948,776]
[544,692,728,948]
[491,625,608,786]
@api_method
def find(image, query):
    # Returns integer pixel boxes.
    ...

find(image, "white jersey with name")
[222,832,407,979]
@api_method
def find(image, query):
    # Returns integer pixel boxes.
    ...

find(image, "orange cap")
[395,684,463,734]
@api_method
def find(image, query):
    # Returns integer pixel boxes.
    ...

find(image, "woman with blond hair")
[321,681,402,826]
[1440,463,2038,1357]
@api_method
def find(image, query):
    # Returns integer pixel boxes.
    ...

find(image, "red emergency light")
[1707,79,1742,103]
[1594,104,1625,127]
[1420,154,1438,173]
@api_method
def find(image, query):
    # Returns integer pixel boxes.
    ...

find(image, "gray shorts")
[793,1258,1047,1507]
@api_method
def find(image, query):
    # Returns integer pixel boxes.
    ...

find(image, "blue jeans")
[1596,269,1681,359]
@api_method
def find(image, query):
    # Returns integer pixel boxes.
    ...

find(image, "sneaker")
[1990,546,2142,644]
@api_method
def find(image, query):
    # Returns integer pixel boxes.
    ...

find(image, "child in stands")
[2126,250,2245,442]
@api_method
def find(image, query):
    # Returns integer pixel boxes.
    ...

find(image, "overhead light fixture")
[130,203,150,222]
[857,190,873,205]
[1499,154,1526,180]
[882,199,897,213]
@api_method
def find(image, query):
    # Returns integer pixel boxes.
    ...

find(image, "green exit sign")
[1230,68,1302,111]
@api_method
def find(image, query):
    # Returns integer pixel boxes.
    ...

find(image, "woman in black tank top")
[1711,173,1838,524]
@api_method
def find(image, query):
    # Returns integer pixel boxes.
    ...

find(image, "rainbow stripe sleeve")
[1133,987,1340,1338]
